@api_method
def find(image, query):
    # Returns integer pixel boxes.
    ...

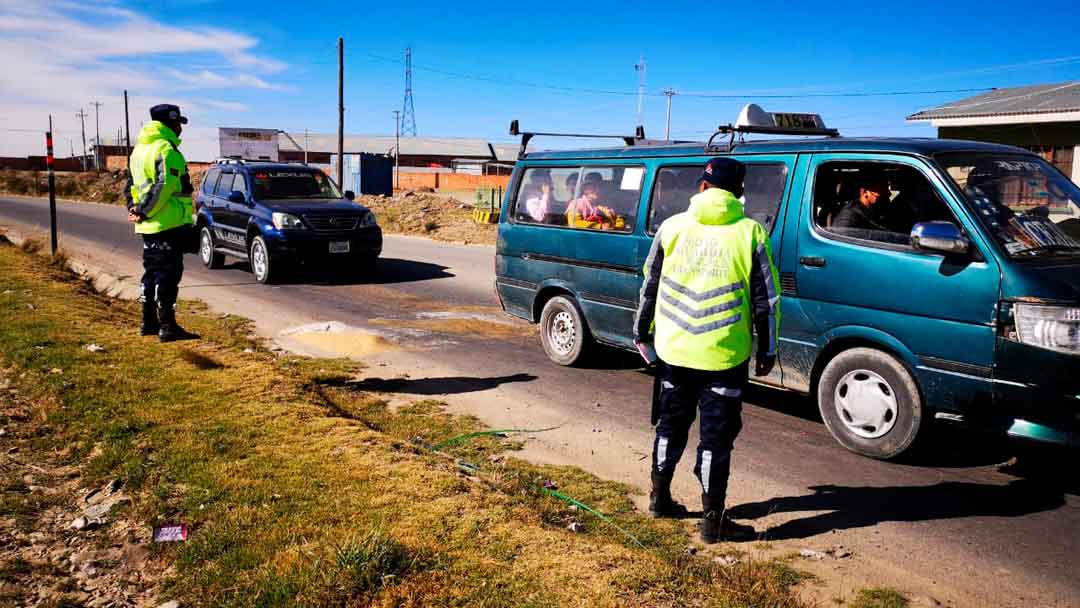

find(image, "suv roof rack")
[509,119,646,159]
[214,157,245,165]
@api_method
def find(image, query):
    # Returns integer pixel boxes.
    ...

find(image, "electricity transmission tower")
[401,47,417,137]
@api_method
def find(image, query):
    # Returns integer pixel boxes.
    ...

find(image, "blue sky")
[4,0,1080,160]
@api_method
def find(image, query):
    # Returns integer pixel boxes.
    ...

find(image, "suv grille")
[302,213,359,232]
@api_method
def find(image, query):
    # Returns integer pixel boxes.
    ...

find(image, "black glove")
[180,173,194,196]
[754,353,776,377]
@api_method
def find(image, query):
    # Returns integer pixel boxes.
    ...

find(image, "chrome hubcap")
[252,241,267,279]
[200,230,212,263]
[549,311,576,355]
[834,369,898,439]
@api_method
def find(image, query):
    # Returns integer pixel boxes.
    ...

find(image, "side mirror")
[227,190,246,204]
[911,221,970,255]
[344,190,356,201]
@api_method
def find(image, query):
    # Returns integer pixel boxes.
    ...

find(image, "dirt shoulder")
[0,238,813,607]
[0,169,497,246]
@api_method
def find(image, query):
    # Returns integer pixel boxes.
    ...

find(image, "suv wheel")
[539,295,591,366]
[817,347,924,459]
[199,226,225,269]
[249,235,276,284]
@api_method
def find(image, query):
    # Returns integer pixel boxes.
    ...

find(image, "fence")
[396,172,510,191]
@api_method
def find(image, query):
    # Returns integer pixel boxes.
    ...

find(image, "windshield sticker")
[995,160,1043,173]
[267,172,311,178]
[1013,216,1080,248]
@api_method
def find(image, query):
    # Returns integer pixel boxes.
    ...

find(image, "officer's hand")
[127,211,142,223]
[754,354,776,377]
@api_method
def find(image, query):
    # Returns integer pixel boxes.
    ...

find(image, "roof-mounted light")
[705,104,840,151]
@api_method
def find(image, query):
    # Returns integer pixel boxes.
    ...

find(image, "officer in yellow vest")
[126,104,198,342]
[634,157,779,543]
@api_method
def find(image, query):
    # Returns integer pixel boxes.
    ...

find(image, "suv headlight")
[272,212,304,230]
[361,211,377,226]
[1013,304,1080,355]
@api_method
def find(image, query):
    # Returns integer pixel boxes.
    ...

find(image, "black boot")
[158,305,199,342]
[648,473,688,519]
[140,300,160,336]
[701,493,755,544]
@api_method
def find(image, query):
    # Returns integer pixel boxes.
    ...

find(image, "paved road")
[2,195,1078,607]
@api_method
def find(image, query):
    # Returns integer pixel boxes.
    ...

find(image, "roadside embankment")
[0,237,810,607]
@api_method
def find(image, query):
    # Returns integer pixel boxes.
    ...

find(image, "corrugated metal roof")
[907,81,1080,121]
[280,132,518,162]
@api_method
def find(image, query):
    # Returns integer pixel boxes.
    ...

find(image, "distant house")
[907,81,1080,183]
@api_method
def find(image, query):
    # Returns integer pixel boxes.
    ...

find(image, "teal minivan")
[495,110,1080,459]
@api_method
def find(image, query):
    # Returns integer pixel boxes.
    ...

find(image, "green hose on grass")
[431,426,646,549]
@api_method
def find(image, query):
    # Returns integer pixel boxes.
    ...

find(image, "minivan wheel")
[539,295,590,366]
[199,227,225,269]
[249,235,275,284]
[817,347,923,460]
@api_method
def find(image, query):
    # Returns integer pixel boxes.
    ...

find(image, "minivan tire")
[817,347,923,460]
[249,235,276,284]
[199,226,225,269]
[539,295,591,366]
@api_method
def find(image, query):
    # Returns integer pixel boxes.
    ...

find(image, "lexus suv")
[194,159,382,283]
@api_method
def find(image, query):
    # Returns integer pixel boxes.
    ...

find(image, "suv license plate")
[329,241,350,254]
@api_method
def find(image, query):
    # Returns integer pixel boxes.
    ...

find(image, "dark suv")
[195,159,382,283]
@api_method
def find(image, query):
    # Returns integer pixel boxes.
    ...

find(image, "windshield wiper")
[1012,244,1080,256]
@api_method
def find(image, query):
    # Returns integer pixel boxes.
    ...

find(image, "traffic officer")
[125,104,199,342]
[634,157,780,543]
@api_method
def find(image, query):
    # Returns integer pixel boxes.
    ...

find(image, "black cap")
[700,157,745,191]
[149,104,188,125]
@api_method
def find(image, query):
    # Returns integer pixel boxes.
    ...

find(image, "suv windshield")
[252,169,342,200]
[938,153,1080,257]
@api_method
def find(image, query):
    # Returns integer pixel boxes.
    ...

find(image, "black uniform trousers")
[140,227,186,314]
[651,359,748,508]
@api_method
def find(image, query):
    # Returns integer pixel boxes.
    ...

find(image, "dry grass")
[361,191,497,245]
[0,242,811,607]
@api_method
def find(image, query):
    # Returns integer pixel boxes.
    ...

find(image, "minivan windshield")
[252,170,342,200]
[938,153,1080,257]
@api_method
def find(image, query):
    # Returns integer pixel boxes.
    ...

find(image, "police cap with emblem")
[700,157,745,194]
[149,104,188,125]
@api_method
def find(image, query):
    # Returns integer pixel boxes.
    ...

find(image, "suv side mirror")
[344,190,356,201]
[227,190,247,204]
[911,221,970,255]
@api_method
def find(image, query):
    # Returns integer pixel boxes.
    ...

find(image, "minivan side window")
[201,168,221,195]
[648,163,789,233]
[514,165,643,233]
[813,161,956,247]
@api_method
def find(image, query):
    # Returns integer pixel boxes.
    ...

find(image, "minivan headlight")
[1014,304,1080,355]
[272,212,304,230]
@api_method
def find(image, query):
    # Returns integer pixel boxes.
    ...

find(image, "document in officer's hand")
[635,341,658,366]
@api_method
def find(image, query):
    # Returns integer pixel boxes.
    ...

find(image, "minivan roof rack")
[706,104,840,151]
[510,120,646,158]
[705,124,841,152]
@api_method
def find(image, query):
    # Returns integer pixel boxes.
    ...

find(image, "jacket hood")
[137,121,181,146]
[688,188,744,225]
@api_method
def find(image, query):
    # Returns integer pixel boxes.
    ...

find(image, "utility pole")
[75,109,88,171]
[337,36,344,187]
[392,110,401,190]
[90,100,103,171]
[663,89,676,140]
[123,90,131,156]
[304,129,309,165]
[634,56,646,130]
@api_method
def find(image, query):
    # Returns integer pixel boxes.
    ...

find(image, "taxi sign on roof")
[736,103,829,132]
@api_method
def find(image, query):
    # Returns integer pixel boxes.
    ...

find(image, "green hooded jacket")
[126,121,193,235]
[634,187,780,371]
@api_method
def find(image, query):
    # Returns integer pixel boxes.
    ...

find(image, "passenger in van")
[566,174,623,230]
[523,171,558,223]
[831,172,892,232]
[565,172,579,199]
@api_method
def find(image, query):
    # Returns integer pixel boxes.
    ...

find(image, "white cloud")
[0,0,286,159]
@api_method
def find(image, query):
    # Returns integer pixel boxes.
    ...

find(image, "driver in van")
[831,171,891,232]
